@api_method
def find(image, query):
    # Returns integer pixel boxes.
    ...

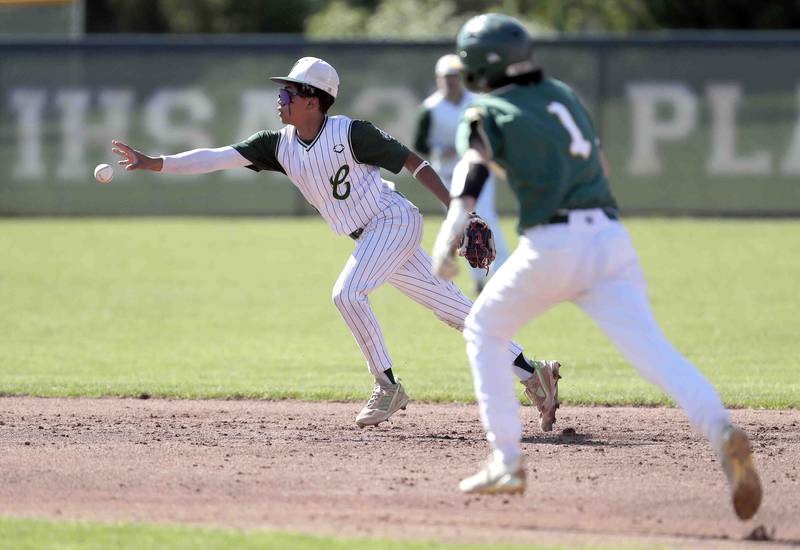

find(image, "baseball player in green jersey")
[431,14,762,520]
[111,56,560,432]
[413,54,511,294]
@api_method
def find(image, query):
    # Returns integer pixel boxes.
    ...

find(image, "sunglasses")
[278,86,317,107]
[278,87,299,107]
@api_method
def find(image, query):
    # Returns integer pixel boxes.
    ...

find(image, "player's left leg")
[578,276,761,519]
[572,223,733,448]
[578,281,734,446]
[573,223,761,519]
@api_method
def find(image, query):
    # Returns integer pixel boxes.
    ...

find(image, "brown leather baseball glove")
[458,213,496,273]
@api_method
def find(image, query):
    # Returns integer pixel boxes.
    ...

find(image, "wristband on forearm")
[412,160,430,178]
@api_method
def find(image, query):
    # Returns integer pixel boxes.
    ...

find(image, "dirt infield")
[1,397,798,549]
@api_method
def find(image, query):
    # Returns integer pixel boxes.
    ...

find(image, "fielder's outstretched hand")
[111,140,161,171]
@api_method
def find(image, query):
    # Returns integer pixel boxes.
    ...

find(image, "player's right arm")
[112,131,284,175]
[112,141,250,174]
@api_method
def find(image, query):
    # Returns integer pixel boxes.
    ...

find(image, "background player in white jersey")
[414,54,509,294]
[432,15,761,520]
[111,56,560,430]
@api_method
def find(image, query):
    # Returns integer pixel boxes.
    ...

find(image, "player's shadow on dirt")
[402,431,652,449]
[521,430,650,448]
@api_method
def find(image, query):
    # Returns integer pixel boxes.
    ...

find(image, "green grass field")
[0,217,798,407]
[0,518,604,550]
[0,216,794,549]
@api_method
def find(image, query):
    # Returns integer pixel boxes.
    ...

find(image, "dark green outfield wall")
[2,35,799,216]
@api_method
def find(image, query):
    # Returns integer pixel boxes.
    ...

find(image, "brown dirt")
[1,397,798,549]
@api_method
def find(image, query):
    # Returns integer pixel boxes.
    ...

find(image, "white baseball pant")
[463,209,731,467]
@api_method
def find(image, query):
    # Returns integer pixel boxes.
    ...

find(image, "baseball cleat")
[355,379,409,428]
[459,452,525,494]
[521,360,561,431]
[719,425,762,520]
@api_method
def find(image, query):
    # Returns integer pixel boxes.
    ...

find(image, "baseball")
[94,163,113,184]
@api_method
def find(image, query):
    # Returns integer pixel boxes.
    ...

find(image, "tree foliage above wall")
[85,0,800,35]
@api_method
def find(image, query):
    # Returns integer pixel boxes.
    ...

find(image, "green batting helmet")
[456,13,536,92]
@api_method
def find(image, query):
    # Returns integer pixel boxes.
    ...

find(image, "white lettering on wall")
[627,83,698,175]
[780,86,800,175]
[7,82,800,188]
[706,84,771,175]
[10,88,46,179]
[144,89,214,152]
[55,89,134,180]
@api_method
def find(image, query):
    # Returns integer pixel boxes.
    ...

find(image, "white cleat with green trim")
[355,379,409,428]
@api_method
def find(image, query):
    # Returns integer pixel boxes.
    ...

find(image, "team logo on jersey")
[333,143,345,153]
[329,164,351,200]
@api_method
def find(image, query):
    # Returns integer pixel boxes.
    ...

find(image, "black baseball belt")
[545,208,619,225]
[349,228,364,240]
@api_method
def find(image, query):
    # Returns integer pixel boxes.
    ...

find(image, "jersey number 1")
[547,102,591,159]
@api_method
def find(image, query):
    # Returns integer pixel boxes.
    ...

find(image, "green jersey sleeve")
[455,105,503,159]
[231,131,285,173]
[413,106,432,156]
[349,120,410,174]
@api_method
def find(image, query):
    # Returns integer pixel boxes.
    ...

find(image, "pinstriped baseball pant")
[332,192,524,378]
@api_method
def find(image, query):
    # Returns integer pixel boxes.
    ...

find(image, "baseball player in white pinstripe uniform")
[414,54,510,294]
[111,57,561,429]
